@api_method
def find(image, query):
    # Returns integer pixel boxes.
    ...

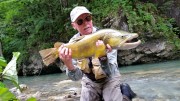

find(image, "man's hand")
[96,40,112,53]
[58,44,75,70]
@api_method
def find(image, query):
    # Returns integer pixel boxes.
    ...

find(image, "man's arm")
[58,45,83,81]
[65,59,83,81]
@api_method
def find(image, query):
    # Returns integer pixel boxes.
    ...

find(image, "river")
[6,59,180,101]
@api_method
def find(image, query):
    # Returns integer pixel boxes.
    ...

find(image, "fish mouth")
[125,39,141,46]
[120,34,141,50]
[126,38,139,43]
[125,34,140,44]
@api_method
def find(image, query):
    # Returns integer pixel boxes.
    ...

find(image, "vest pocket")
[77,59,91,73]
[92,58,107,80]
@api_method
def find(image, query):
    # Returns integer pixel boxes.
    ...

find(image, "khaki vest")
[77,57,107,80]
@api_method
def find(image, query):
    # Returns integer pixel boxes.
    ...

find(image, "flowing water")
[120,60,180,101]
[6,60,180,101]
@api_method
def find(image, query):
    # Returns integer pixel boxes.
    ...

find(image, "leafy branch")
[0,52,36,101]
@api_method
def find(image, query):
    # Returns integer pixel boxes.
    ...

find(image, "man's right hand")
[58,44,75,71]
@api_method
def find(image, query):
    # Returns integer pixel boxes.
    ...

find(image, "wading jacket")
[66,27,121,82]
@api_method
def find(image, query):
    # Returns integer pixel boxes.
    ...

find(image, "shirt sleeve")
[106,49,120,75]
[107,49,118,64]
[66,59,84,81]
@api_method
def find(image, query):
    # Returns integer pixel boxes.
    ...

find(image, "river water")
[120,60,180,101]
[6,60,180,101]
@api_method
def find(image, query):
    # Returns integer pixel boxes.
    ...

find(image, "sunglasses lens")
[76,15,92,25]
[85,16,92,21]
[77,19,83,25]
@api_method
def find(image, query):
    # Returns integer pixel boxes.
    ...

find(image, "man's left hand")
[96,40,112,53]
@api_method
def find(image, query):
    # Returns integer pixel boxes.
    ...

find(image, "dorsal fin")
[70,35,85,43]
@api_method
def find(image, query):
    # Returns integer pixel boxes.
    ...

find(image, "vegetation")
[0,52,36,101]
[0,0,179,64]
[118,0,180,48]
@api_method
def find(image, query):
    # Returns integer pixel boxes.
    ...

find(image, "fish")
[39,29,141,66]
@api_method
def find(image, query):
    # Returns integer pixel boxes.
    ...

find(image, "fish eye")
[121,36,125,38]
[121,35,128,39]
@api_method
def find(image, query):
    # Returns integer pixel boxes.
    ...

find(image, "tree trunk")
[0,42,3,57]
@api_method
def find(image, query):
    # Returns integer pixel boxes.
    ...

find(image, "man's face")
[71,13,93,35]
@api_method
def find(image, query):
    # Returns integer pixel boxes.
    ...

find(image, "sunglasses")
[76,15,92,25]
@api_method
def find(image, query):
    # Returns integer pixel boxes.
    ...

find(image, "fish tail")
[39,48,59,66]
[54,42,64,48]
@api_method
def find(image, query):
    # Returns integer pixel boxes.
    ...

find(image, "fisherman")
[58,6,136,101]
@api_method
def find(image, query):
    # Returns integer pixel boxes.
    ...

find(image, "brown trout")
[39,29,141,66]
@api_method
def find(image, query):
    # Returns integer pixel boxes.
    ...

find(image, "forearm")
[65,59,83,81]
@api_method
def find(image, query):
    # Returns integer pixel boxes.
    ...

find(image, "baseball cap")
[70,6,92,22]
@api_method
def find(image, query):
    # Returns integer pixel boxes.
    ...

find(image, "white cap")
[70,6,91,22]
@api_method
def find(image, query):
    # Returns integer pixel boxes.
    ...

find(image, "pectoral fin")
[77,58,91,73]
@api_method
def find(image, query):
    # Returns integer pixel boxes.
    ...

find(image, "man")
[58,6,136,101]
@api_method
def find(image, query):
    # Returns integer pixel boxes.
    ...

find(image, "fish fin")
[39,48,58,66]
[70,35,85,43]
[102,34,111,44]
[54,42,64,48]
[77,58,91,73]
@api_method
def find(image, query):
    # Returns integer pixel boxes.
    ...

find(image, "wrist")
[67,65,75,71]
[65,62,75,71]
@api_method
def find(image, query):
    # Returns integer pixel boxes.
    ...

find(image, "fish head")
[103,29,141,50]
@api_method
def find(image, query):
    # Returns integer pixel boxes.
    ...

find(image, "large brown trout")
[39,29,141,66]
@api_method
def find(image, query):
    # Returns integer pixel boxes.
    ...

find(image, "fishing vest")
[77,56,110,81]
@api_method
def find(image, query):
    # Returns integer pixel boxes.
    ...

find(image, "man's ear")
[71,22,76,30]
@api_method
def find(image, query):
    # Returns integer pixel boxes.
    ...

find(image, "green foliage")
[2,52,20,90]
[0,57,7,73]
[0,52,20,101]
[86,0,121,27]
[0,52,37,100]
[119,0,180,49]
[0,86,36,101]
[0,87,19,101]
[0,0,180,64]
[0,0,76,62]
[0,82,6,87]
[0,57,6,80]
[26,97,37,101]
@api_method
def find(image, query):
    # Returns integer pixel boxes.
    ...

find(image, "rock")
[31,91,42,100]
[10,84,28,96]
[21,51,62,76]
[117,39,179,65]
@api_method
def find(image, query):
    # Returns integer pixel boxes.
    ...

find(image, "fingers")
[106,44,112,53]
[59,44,65,59]
[58,45,72,60]
[96,40,112,53]
[96,40,104,46]
[64,47,68,55]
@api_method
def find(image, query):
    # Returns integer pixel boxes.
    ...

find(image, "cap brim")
[71,12,92,22]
